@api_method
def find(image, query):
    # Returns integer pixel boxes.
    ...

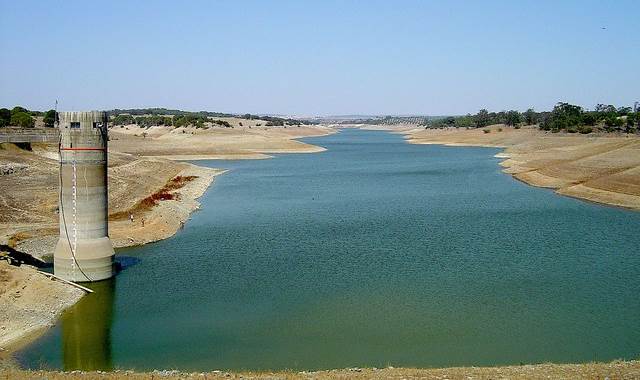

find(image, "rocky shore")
[2,360,639,379]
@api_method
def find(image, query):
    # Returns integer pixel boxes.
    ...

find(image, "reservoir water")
[18,129,640,371]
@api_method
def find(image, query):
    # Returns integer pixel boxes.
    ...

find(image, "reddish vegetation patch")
[110,175,199,220]
[164,175,199,191]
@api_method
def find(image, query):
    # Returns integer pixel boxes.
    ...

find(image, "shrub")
[578,126,593,134]
[483,129,490,133]
[43,110,56,127]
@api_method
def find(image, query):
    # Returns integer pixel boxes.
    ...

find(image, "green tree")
[11,106,29,115]
[604,115,623,131]
[112,114,135,125]
[617,106,632,116]
[0,108,10,127]
[43,109,56,127]
[595,104,617,114]
[456,115,474,128]
[505,110,522,126]
[545,102,583,131]
[523,108,537,125]
[582,113,597,126]
[624,113,636,133]
[10,112,35,128]
[474,109,490,128]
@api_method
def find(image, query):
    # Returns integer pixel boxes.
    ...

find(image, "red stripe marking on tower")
[60,148,106,151]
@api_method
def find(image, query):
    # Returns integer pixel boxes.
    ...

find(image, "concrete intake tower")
[54,111,115,282]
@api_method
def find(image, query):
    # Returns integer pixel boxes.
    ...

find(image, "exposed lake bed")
[14,129,640,372]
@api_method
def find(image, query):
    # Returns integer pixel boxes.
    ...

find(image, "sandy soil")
[1,360,639,379]
[0,262,84,352]
[394,125,640,211]
[109,124,336,160]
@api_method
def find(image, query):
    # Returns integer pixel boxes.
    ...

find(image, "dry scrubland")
[2,360,640,379]
[394,125,640,211]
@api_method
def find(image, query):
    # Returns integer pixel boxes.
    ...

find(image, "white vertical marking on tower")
[72,157,78,275]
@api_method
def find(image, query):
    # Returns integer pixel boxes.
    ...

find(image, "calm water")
[18,129,640,371]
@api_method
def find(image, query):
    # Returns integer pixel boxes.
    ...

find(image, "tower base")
[53,237,115,282]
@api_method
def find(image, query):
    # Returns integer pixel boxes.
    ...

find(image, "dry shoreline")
[2,360,639,379]
[0,263,85,354]
[381,124,640,211]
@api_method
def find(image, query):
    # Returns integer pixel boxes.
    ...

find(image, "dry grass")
[109,175,199,220]
[7,232,31,248]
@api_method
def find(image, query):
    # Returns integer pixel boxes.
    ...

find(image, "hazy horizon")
[1,0,639,116]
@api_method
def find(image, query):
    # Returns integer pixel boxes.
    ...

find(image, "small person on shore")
[130,214,134,223]
[141,217,145,227]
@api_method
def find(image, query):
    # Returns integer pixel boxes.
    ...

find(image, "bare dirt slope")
[1,360,639,379]
[0,262,84,351]
[400,125,640,210]
[0,145,221,256]
[109,124,335,160]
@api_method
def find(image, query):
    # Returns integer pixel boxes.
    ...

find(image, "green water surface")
[17,129,640,371]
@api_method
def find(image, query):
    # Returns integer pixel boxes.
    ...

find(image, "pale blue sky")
[1,0,638,115]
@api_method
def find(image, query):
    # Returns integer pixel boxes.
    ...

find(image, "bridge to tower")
[0,127,60,144]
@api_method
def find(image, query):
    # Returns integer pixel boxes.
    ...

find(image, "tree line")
[3,103,638,134]
[108,108,233,118]
[111,113,232,128]
[0,106,56,128]
[424,102,640,134]
[0,105,309,129]
[240,113,313,126]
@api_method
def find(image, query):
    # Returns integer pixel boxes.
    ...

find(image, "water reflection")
[61,278,115,371]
